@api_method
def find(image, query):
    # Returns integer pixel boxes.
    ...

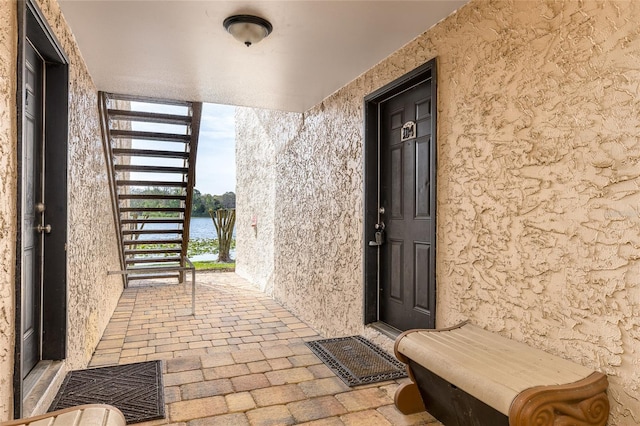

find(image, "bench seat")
[0,404,126,426]
[394,322,609,426]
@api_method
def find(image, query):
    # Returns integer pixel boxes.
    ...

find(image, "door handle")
[36,203,50,233]
[37,224,52,234]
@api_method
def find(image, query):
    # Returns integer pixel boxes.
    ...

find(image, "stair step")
[120,207,184,213]
[121,218,184,225]
[116,180,188,188]
[112,148,190,159]
[115,164,189,174]
[107,109,192,125]
[123,238,182,246]
[127,273,181,281]
[119,194,186,201]
[125,248,182,255]
[126,264,185,272]
[106,93,191,107]
[122,229,182,235]
[110,130,190,143]
[126,257,181,264]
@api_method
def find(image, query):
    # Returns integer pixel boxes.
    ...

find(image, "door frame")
[14,0,69,417]
[363,59,437,327]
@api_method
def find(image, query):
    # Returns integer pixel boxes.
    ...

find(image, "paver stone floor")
[90,272,441,426]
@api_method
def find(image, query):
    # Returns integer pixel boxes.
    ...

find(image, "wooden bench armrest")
[509,372,609,426]
[0,404,126,426]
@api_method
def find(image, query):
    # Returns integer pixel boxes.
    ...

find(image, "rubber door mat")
[306,336,406,386]
[49,361,164,424]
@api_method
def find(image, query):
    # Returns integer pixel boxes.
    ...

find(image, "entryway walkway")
[90,273,440,425]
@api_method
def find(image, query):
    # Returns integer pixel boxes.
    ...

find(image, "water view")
[137,217,235,261]
[190,217,235,261]
[190,216,219,240]
[139,217,235,240]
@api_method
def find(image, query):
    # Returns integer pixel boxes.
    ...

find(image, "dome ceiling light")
[223,15,273,47]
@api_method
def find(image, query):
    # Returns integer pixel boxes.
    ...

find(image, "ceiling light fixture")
[223,15,273,47]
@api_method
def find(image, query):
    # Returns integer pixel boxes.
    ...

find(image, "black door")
[15,1,69,417]
[365,63,437,332]
[22,41,44,377]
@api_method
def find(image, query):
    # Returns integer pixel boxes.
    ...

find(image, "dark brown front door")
[364,61,437,332]
[22,41,44,377]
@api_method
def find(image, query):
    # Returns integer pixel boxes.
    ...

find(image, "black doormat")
[49,361,165,424]
[306,336,407,386]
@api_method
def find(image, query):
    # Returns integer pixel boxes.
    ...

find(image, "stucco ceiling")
[58,0,468,113]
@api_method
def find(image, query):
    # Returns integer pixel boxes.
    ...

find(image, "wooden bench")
[394,322,609,426]
[0,404,126,426]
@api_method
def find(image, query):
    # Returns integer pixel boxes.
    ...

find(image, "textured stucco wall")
[0,0,122,420]
[272,98,365,337]
[235,108,302,294]
[0,0,18,419]
[236,0,640,423]
[433,2,640,421]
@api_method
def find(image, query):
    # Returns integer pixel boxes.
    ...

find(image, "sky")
[130,102,236,196]
[195,103,236,196]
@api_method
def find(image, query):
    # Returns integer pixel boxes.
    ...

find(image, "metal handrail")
[181,102,203,278]
[184,257,196,316]
[98,92,127,288]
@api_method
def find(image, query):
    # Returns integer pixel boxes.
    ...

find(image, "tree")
[189,190,236,216]
[209,208,235,262]
[191,189,206,215]
[202,193,222,213]
[218,192,236,209]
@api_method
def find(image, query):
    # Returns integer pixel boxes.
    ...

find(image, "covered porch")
[3,0,640,423]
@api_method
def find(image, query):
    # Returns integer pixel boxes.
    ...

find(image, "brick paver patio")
[90,272,440,425]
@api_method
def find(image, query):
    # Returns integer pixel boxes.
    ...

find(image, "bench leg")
[394,381,426,415]
[394,331,427,415]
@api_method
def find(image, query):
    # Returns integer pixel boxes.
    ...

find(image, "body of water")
[138,216,235,240]
[135,217,234,261]
[190,216,217,239]
[190,217,235,261]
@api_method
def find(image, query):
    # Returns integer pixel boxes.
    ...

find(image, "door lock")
[37,224,52,234]
[368,221,385,246]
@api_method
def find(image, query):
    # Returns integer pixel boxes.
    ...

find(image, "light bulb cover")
[223,15,273,47]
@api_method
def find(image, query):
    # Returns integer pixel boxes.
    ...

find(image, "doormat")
[306,336,406,386]
[49,361,164,424]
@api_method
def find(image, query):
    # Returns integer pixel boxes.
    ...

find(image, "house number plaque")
[401,121,416,141]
